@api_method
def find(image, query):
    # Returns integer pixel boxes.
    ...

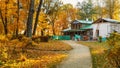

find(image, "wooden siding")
[71,23,82,29]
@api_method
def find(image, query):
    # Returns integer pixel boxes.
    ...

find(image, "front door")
[96,30,99,37]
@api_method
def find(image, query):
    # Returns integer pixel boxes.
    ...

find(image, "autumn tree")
[90,0,120,20]
[37,12,50,36]
[54,4,77,35]
[0,0,19,35]
[76,1,97,20]
[0,0,9,35]
[33,0,43,35]
[0,0,28,37]
[61,4,77,21]
[42,0,62,35]
[15,0,20,37]
[88,0,106,20]
[0,8,4,34]
[104,0,120,19]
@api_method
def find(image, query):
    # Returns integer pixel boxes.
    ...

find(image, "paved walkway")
[57,40,92,68]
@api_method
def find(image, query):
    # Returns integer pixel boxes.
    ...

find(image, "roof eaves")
[103,18,120,23]
[77,20,93,24]
[80,25,93,30]
[93,18,120,24]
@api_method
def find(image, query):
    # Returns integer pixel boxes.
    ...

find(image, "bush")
[107,32,120,67]
[98,36,102,43]
[32,36,49,42]
[0,35,9,43]
[0,46,9,65]
[40,36,49,42]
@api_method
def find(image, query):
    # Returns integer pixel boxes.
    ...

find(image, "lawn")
[0,37,72,68]
[78,41,114,68]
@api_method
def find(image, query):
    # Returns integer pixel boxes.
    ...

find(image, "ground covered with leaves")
[78,41,111,68]
[78,40,120,68]
[0,35,72,68]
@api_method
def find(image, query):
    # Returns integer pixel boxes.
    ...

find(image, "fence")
[52,35,71,40]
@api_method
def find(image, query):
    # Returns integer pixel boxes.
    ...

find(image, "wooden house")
[62,20,93,40]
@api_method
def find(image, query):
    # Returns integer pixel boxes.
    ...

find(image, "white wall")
[92,22,111,38]
[110,23,120,33]
[92,22,120,39]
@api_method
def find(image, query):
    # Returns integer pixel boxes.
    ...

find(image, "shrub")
[98,36,102,43]
[32,36,49,42]
[40,36,49,42]
[107,32,120,68]
[0,46,9,66]
[0,35,9,43]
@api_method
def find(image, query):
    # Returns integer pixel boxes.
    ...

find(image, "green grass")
[78,41,114,68]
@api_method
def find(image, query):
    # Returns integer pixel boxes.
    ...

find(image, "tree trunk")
[0,9,6,34]
[4,1,8,35]
[33,0,43,35]
[0,9,8,35]
[41,29,44,36]
[3,21,8,35]
[52,22,55,35]
[16,0,20,37]
[26,0,35,37]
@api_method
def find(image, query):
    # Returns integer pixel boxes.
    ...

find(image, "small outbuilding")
[92,18,120,40]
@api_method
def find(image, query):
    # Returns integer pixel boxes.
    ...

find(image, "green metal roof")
[62,25,93,32]
[62,28,71,32]
[76,20,93,24]
[80,25,93,30]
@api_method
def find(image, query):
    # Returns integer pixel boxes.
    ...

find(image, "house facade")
[62,20,93,40]
[62,18,120,41]
[92,18,120,39]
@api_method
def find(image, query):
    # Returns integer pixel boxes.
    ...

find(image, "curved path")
[57,40,92,68]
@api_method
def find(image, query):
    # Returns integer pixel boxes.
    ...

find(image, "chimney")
[86,18,88,21]
[92,18,93,22]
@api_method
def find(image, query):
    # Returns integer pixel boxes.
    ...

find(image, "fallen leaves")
[77,41,114,68]
[0,40,71,68]
[3,54,67,68]
[37,40,73,51]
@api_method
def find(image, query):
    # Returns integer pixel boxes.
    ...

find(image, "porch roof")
[80,25,93,30]
[62,29,84,32]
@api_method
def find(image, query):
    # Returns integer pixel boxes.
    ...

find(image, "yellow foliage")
[0,35,9,43]
[3,54,67,68]
[0,46,8,63]
[18,54,27,62]
[0,40,72,68]
[38,12,49,30]
[37,40,73,51]
[106,32,120,67]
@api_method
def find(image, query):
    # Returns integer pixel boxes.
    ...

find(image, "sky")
[61,0,84,7]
